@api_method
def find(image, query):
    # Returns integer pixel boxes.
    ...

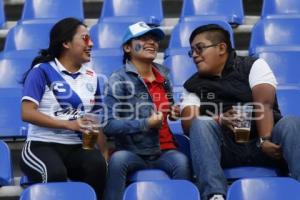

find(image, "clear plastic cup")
[232,105,253,143]
[81,113,100,150]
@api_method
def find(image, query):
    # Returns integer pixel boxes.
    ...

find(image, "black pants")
[20,141,107,200]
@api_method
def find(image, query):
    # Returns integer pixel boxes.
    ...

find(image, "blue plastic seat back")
[276,87,300,116]
[258,50,300,85]
[89,53,123,93]
[223,167,279,180]
[227,177,300,200]
[0,53,32,138]
[163,51,196,87]
[167,19,234,56]
[4,22,53,52]
[180,0,244,25]
[90,21,135,50]
[21,0,84,22]
[20,182,97,200]
[249,18,300,55]
[0,0,5,28]
[262,0,300,19]
[123,180,200,200]
[0,140,13,186]
[100,0,163,25]
[173,134,190,158]
[128,169,170,182]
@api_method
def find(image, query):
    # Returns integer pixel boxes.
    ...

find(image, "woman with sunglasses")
[103,21,191,200]
[20,18,106,200]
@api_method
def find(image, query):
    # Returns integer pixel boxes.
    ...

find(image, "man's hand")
[168,105,180,121]
[147,111,163,129]
[219,109,238,132]
[261,140,282,160]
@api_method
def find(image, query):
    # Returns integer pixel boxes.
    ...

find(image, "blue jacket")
[103,61,173,156]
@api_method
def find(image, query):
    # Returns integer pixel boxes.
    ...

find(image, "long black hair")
[21,17,86,84]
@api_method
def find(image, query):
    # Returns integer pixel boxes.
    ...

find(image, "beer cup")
[81,113,100,150]
[232,105,253,143]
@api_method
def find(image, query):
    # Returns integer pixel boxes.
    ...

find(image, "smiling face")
[63,25,93,65]
[190,32,228,76]
[123,33,160,63]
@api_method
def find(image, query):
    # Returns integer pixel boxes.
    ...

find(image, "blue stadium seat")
[90,21,134,52]
[168,120,184,135]
[0,0,5,28]
[90,53,123,93]
[123,180,200,200]
[0,54,32,138]
[163,52,196,87]
[180,0,244,25]
[249,18,300,56]
[261,0,300,19]
[99,0,163,26]
[166,19,234,57]
[276,87,300,116]
[19,182,97,200]
[3,22,53,52]
[227,177,300,200]
[128,169,170,182]
[0,140,13,186]
[224,167,279,180]
[20,0,84,23]
[258,50,300,85]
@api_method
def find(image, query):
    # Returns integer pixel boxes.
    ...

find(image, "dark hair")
[189,24,233,52]
[21,17,86,84]
[122,40,131,64]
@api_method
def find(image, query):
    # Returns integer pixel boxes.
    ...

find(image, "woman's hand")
[148,111,163,129]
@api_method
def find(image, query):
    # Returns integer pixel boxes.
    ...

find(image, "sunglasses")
[81,34,92,45]
[188,43,219,57]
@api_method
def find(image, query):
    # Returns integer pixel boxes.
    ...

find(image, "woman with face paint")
[20,18,107,200]
[103,21,191,200]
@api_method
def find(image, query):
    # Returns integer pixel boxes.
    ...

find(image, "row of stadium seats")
[9,177,300,200]
[2,138,300,200]
[2,17,300,57]
[1,0,300,28]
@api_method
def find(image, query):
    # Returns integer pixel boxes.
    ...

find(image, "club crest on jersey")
[86,83,94,93]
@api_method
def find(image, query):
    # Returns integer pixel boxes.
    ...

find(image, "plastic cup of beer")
[232,105,253,143]
[81,113,100,150]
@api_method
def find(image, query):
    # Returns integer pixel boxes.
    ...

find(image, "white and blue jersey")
[22,58,102,144]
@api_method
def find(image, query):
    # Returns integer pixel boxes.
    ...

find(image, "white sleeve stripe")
[21,96,40,106]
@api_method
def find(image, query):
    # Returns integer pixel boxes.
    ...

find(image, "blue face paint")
[133,43,142,53]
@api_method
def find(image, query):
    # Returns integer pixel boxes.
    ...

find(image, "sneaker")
[209,194,225,200]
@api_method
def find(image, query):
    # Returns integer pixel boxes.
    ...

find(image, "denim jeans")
[104,149,191,200]
[189,116,300,200]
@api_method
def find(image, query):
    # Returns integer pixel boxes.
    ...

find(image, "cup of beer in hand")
[232,105,253,143]
[81,113,99,150]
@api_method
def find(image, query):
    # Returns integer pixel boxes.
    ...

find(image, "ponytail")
[20,48,55,84]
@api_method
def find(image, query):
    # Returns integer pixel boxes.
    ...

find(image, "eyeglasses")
[81,34,92,45]
[188,43,219,57]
